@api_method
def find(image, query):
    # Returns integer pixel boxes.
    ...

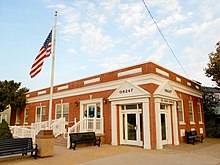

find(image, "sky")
[1,0,220,92]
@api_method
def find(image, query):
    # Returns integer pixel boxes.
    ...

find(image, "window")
[55,103,69,122]
[0,114,7,123]
[189,101,195,124]
[177,100,185,124]
[24,108,29,124]
[81,99,104,133]
[121,104,142,110]
[197,103,203,123]
[36,106,46,122]
[16,109,21,124]
[83,103,101,118]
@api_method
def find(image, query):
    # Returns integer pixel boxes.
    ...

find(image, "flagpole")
[48,11,58,129]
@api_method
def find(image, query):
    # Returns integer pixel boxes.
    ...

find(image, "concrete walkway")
[0,138,220,165]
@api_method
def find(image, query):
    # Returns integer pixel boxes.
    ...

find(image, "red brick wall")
[18,62,204,147]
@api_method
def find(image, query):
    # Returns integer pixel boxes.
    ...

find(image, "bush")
[0,121,13,139]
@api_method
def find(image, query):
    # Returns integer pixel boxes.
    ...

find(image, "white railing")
[10,118,67,143]
[10,125,34,138]
[51,118,66,137]
[67,117,103,148]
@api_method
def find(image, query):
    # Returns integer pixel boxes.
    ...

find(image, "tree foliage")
[0,121,13,139]
[0,80,29,112]
[202,87,218,119]
[204,41,220,87]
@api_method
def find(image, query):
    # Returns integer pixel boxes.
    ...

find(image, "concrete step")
[55,135,67,147]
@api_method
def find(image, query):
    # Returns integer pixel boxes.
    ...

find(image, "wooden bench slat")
[69,132,101,150]
[0,138,38,159]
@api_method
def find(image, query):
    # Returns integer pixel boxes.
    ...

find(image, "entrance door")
[161,112,168,145]
[121,110,143,146]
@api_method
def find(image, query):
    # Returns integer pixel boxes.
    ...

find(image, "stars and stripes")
[30,30,52,78]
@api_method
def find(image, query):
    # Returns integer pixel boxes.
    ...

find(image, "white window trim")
[80,98,103,120]
[35,106,46,123]
[178,100,186,125]
[23,108,29,124]
[55,103,69,122]
[0,114,7,123]
[197,103,203,124]
[189,101,195,124]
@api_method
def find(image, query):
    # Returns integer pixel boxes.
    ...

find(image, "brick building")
[15,62,205,149]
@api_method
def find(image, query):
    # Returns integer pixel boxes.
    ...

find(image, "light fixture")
[74,101,78,107]
[103,98,107,104]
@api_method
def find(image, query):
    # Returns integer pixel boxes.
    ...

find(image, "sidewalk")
[0,138,220,165]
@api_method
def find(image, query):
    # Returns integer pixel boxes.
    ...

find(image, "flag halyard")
[30,30,52,78]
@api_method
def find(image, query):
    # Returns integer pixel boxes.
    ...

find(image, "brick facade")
[15,62,205,149]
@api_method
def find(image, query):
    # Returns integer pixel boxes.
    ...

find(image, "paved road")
[0,138,220,165]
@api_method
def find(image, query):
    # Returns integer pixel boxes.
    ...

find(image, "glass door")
[121,110,143,146]
[161,112,168,145]
[127,113,137,140]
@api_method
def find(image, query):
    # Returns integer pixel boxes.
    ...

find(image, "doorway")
[160,104,171,145]
[120,104,143,146]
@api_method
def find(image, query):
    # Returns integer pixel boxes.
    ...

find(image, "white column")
[111,103,118,145]
[143,100,151,149]
[155,98,163,149]
[172,102,179,145]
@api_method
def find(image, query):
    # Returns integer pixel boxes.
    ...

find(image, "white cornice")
[27,73,202,103]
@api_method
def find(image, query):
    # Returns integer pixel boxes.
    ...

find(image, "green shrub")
[0,121,13,139]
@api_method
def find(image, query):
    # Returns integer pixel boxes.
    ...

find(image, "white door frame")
[110,98,150,149]
[120,108,143,146]
[160,108,172,145]
[155,98,179,149]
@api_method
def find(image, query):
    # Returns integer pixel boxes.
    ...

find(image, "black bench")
[185,130,204,145]
[0,138,38,159]
[69,132,101,150]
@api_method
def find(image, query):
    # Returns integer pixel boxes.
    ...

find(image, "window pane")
[189,102,194,122]
[42,107,46,115]
[89,106,95,118]
[42,107,46,122]
[37,107,41,115]
[41,115,46,122]
[177,101,184,122]
[83,105,87,117]
[24,108,29,123]
[37,114,41,122]
[160,104,166,110]
[197,104,202,122]
[56,104,62,114]
[24,116,28,123]
[63,104,69,114]
[25,108,29,115]
[63,114,68,122]
[97,105,101,118]
[126,104,137,110]
[138,104,142,109]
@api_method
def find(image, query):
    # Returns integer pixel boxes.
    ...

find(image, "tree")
[0,80,29,112]
[0,121,13,139]
[202,86,220,137]
[204,41,220,87]
[202,87,218,120]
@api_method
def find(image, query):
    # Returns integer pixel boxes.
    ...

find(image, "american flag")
[30,30,52,78]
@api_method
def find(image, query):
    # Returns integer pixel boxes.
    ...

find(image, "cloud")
[146,43,168,62]
[117,2,144,28]
[49,1,114,56]
[99,53,142,71]
[149,0,181,13]
[67,48,77,54]
[80,23,114,56]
